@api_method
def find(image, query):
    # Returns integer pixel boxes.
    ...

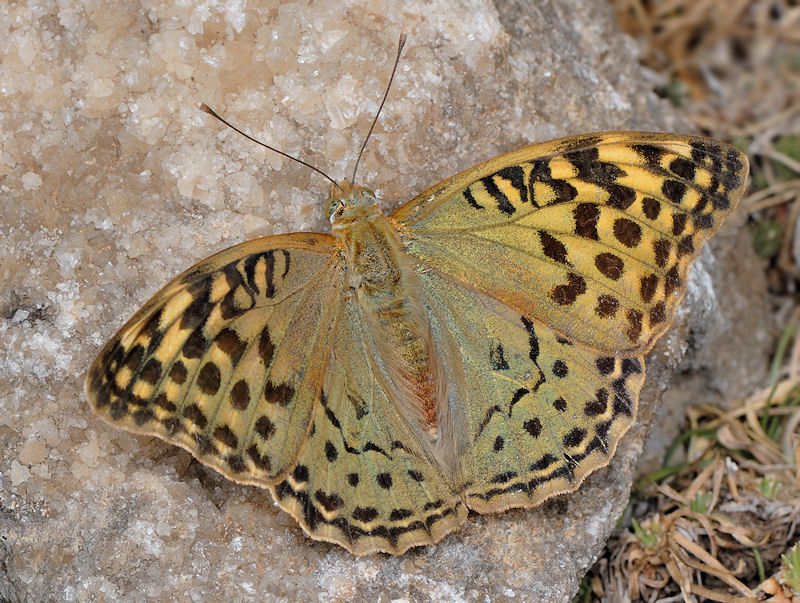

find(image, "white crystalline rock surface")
[0,0,768,601]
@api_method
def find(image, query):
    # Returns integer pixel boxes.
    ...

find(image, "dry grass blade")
[668,531,756,598]
[585,358,800,600]
[745,180,800,212]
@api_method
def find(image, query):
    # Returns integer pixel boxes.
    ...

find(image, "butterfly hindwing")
[85,234,344,486]
[272,295,467,555]
[395,132,748,355]
[419,269,644,511]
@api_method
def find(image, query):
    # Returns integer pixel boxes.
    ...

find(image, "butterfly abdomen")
[332,194,453,463]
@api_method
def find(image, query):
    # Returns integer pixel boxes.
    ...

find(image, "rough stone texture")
[0,0,769,601]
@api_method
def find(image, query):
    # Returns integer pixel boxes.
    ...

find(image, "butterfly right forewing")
[394,132,748,356]
[390,131,747,515]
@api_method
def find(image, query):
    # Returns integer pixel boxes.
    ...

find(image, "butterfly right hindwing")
[419,268,645,512]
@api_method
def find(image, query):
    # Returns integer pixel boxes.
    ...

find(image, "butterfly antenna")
[195,101,340,191]
[350,31,407,187]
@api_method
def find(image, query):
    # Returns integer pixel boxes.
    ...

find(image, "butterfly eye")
[326,197,346,222]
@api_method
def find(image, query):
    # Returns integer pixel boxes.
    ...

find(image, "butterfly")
[85,37,749,556]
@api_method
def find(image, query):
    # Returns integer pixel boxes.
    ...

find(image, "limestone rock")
[0,0,768,600]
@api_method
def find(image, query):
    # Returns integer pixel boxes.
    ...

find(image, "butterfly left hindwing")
[272,294,467,555]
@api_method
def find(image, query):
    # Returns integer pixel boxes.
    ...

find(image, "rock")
[0,0,768,601]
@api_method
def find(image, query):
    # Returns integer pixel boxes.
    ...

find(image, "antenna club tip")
[195,101,214,115]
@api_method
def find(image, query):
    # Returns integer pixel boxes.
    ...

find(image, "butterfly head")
[325,183,377,223]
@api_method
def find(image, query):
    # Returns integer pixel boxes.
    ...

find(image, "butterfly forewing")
[395,132,748,355]
[85,234,344,486]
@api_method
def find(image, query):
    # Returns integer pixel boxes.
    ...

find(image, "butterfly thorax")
[329,186,452,467]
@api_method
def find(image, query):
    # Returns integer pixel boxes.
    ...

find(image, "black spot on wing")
[139,358,161,385]
[263,250,276,298]
[224,262,260,319]
[480,176,515,215]
[574,203,600,240]
[669,157,696,180]
[197,362,221,395]
[566,148,626,186]
[520,317,539,363]
[315,490,344,512]
[642,197,661,220]
[464,188,484,210]
[595,252,624,280]
[215,328,245,363]
[353,506,379,522]
[264,381,294,405]
[662,180,687,205]
[632,144,666,166]
[293,464,309,482]
[281,249,291,278]
[607,185,636,210]
[509,387,529,411]
[489,342,509,370]
[495,165,528,204]
[539,231,568,264]
[551,273,586,306]
[180,285,213,331]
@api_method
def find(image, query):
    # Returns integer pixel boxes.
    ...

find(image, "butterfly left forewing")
[394,132,748,355]
[85,233,345,488]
